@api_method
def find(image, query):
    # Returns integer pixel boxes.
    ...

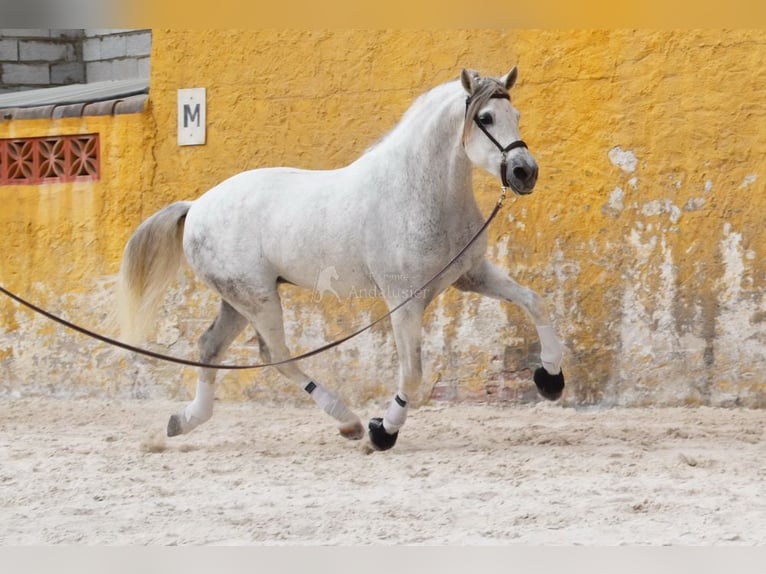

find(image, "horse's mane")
[361,80,463,156]
[361,74,510,157]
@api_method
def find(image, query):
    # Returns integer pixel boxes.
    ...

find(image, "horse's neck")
[359,83,474,207]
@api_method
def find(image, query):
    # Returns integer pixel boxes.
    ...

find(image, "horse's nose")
[513,163,537,193]
[513,163,538,188]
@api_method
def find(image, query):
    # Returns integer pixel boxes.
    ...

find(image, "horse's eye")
[478,112,494,126]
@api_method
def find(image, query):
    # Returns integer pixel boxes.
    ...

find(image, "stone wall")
[82,29,151,83]
[0,29,150,93]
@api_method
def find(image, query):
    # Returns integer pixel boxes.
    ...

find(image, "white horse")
[117,66,565,451]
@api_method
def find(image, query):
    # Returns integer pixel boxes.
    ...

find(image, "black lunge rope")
[0,194,507,370]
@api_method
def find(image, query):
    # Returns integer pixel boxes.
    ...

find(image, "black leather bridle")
[465,92,528,190]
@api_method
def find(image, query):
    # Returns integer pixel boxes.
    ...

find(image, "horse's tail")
[117,201,193,344]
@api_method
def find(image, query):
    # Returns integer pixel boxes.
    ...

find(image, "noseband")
[465,92,528,190]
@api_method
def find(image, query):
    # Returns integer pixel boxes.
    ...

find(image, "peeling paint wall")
[2,30,765,407]
[0,111,155,397]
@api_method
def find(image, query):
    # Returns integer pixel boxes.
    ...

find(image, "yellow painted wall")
[0,112,155,396]
[2,30,765,407]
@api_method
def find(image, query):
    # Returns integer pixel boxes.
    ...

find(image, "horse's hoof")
[368,417,398,451]
[339,420,365,440]
[534,367,565,401]
[167,414,183,437]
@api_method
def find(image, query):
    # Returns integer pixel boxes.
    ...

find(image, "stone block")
[137,56,151,78]
[99,35,128,60]
[126,32,152,57]
[85,60,112,82]
[112,58,139,79]
[1,62,50,85]
[51,61,85,84]
[82,37,100,61]
[0,39,19,61]
[19,40,75,62]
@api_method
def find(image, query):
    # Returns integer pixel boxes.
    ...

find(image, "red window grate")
[0,133,100,185]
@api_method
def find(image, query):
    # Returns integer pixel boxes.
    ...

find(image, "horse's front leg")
[455,259,565,400]
[368,302,425,451]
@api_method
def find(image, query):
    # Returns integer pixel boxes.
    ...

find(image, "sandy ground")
[0,397,764,545]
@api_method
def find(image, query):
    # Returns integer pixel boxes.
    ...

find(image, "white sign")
[177,88,206,146]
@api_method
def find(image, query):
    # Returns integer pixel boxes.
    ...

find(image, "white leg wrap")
[184,380,215,423]
[304,381,356,424]
[383,393,408,434]
[536,324,563,375]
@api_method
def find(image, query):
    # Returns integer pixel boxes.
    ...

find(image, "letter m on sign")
[184,104,200,128]
[177,88,206,146]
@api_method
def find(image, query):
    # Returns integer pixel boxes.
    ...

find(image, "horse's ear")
[502,66,519,90]
[461,68,479,94]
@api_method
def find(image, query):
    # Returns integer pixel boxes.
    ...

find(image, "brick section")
[0,133,100,185]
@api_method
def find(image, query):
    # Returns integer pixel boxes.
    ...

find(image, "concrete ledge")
[82,100,119,116]
[1,94,147,119]
[50,102,87,118]
[0,78,148,118]
[113,94,147,115]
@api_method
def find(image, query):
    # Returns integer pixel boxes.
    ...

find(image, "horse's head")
[460,67,538,195]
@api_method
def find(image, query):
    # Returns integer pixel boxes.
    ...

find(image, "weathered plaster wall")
[2,30,765,407]
[0,111,155,397]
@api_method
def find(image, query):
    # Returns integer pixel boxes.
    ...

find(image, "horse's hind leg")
[455,259,565,400]
[167,300,248,436]
[245,288,364,440]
